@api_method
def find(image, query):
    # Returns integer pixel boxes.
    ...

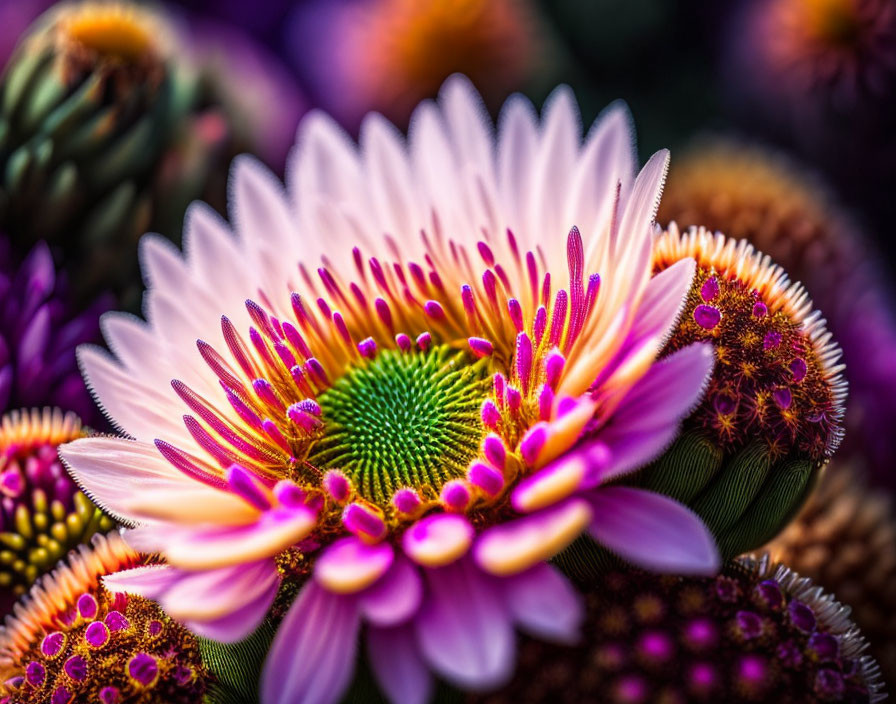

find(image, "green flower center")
[307,346,491,506]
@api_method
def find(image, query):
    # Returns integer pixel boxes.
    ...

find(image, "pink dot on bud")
[99,687,121,704]
[324,470,352,503]
[148,620,163,637]
[25,661,45,687]
[700,276,719,302]
[0,470,23,498]
[790,357,808,383]
[395,333,412,352]
[128,653,159,687]
[40,632,65,658]
[416,332,432,350]
[104,611,130,632]
[51,686,72,704]
[84,621,109,648]
[358,337,377,359]
[694,305,721,330]
[64,655,87,681]
[440,480,471,511]
[764,330,782,349]
[392,488,421,515]
[752,301,768,318]
[773,387,793,409]
[77,593,98,620]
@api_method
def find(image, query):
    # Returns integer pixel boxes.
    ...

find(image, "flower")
[730,0,896,115]
[657,139,896,489]
[61,77,720,703]
[0,408,114,616]
[767,463,896,690]
[637,225,846,559]
[0,0,305,305]
[0,532,209,704]
[288,0,539,130]
[470,554,886,704]
[0,239,109,423]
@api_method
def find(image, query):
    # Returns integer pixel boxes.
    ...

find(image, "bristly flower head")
[0,0,305,304]
[472,554,885,704]
[61,77,721,703]
[288,0,538,130]
[0,408,114,615]
[0,532,209,704]
[654,224,846,462]
[657,139,896,489]
[731,0,896,115]
[0,239,109,423]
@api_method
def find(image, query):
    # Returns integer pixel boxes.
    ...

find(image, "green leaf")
[199,619,276,704]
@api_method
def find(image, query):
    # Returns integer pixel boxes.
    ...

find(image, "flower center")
[60,3,154,63]
[307,346,491,506]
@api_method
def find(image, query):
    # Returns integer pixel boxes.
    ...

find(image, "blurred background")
[1,0,896,693]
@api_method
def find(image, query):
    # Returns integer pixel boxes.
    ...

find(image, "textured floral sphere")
[657,139,896,488]
[0,533,209,703]
[472,555,885,704]
[288,0,539,129]
[0,240,108,423]
[654,225,845,462]
[767,465,896,691]
[0,408,114,614]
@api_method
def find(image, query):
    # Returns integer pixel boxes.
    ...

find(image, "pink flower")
[62,77,719,703]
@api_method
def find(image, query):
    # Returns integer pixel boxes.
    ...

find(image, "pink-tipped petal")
[504,563,583,644]
[368,625,433,704]
[586,487,720,575]
[475,500,592,577]
[512,454,587,513]
[163,507,317,569]
[402,514,474,568]
[180,570,279,643]
[315,537,394,595]
[101,565,180,600]
[416,557,514,690]
[162,560,279,622]
[359,555,423,627]
[261,581,359,704]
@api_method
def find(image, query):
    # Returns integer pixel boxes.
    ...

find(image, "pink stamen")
[358,337,378,359]
[305,358,330,386]
[468,337,494,358]
[333,312,352,346]
[253,378,285,413]
[493,373,506,407]
[585,274,601,315]
[516,333,533,396]
[416,332,432,351]
[538,385,555,420]
[545,351,566,388]
[223,385,265,432]
[323,470,352,503]
[396,333,412,352]
[480,399,501,430]
[197,340,242,389]
[424,300,446,321]
[549,290,569,347]
[375,298,393,331]
[526,251,539,305]
[484,434,507,470]
[316,297,332,319]
[392,488,422,515]
[275,480,308,508]
[154,440,227,489]
[440,480,472,512]
[227,465,272,511]
[533,306,547,346]
[274,342,297,370]
[408,262,427,291]
[467,461,504,497]
[287,404,321,433]
[506,387,522,412]
[221,316,257,379]
[245,300,275,339]
[520,424,548,465]
[249,328,277,369]
[282,322,313,359]
[342,502,386,542]
[350,282,367,309]
[261,419,292,455]
[507,299,524,333]
[477,241,495,267]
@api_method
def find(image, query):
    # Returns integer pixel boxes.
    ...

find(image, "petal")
[162,560,279,622]
[261,581,359,704]
[504,563,583,643]
[359,555,423,627]
[181,577,276,643]
[416,556,514,690]
[59,438,256,527]
[629,258,695,344]
[402,513,474,568]
[314,537,394,595]
[102,565,181,600]
[512,454,587,512]
[161,507,316,569]
[368,624,432,704]
[475,499,592,577]
[585,487,720,575]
